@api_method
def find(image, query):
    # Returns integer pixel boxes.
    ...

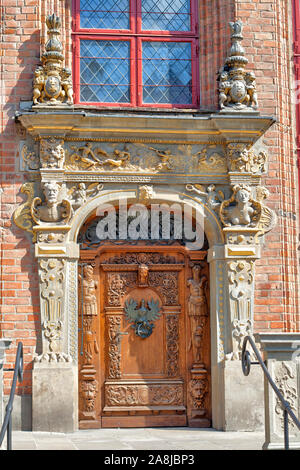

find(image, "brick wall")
[233,0,300,332]
[0,0,299,399]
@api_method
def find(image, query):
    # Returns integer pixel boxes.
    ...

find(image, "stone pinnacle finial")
[32,13,73,107]
[218,20,258,113]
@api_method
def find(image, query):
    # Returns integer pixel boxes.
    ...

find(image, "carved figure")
[79,265,98,316]
[31,181,72,224]
[149,147,175,171]
[138,264,149,286]
[78,142,102,165]
[40,137,65,169]
[220,185,260,227]
[33,67,45,105]
[99,148,131,168]
[187,265,208,365]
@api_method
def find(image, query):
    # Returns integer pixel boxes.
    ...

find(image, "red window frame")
[72,0,200,108]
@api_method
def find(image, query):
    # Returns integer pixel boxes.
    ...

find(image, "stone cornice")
[15,108,275,145]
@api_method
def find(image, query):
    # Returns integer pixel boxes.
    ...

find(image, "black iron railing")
[242,335,300,450]
[0,342,23,450]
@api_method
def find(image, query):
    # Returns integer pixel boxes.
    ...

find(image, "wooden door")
[78,245,211,428]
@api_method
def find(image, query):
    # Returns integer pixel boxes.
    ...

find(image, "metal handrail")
[242,335,300,450]
[0,342,23,450]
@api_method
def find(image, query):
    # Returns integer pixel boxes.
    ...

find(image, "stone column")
[32,242,79,432]
[208,242,265,431]
[256,333,300,450]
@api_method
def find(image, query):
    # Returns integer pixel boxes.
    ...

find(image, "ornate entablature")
[14,15,276,371]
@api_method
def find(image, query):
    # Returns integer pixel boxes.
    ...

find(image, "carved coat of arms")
[124,298,161,339]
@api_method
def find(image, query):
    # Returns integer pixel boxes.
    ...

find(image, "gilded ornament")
[32,14,73,107]
[218,21,258,112]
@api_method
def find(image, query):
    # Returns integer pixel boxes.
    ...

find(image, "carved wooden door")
[78,246,211,428]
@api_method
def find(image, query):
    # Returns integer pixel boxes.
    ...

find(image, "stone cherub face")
[235,188,251,204]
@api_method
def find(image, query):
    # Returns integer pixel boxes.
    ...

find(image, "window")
[72,0,199,108]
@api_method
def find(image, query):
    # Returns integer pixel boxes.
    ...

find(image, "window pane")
[141,0,191,31]
[80,40,130,103]
[142,42,192,105]
[80,0,130,29]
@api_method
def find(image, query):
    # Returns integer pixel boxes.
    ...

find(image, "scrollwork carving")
[39,258,65,354]
[166,315,179,377]
[107,316,122,379]
[105,383,183,407]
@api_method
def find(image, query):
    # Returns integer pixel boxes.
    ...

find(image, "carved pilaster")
[35,257,71,362]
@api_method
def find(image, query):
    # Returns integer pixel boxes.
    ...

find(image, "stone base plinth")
[223,360,264,431]
[32,362,78,432]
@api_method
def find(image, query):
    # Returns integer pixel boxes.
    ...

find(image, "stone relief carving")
[67,182,104,210]
[226,143,267,174]
[218,20,258,112]
[227,260,254,359]
[219,184,261,227]
[193,147,227,172]
[138,185,154,205]
[35,258,70,362]
[185,183,226,213]
[33,14,73,107]
[274,362,298,431]
[65,142,227,174]
[31,181,72,224]
[13,182,37,239]
[40,137,65,169]
[21,143,39,171]
[220,184,277,233]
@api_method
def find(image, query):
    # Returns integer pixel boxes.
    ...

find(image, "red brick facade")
[0,0,299,401]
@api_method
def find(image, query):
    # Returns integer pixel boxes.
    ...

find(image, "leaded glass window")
[73,0,199,107]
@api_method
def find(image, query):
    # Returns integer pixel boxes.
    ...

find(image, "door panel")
[78,246,211,428]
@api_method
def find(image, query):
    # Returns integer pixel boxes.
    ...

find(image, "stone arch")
[67,187,224,247]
